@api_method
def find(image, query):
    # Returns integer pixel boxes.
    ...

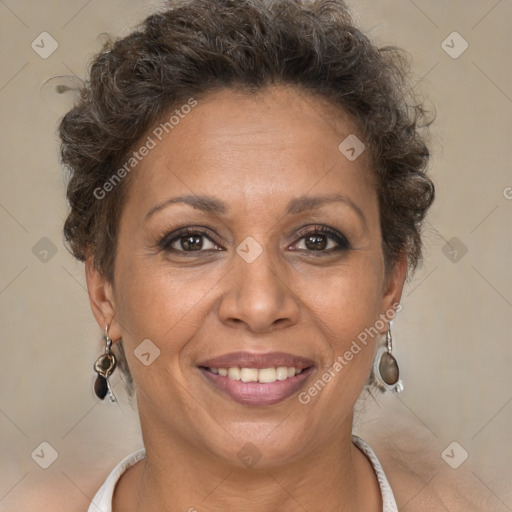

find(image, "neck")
[114,423,382,512]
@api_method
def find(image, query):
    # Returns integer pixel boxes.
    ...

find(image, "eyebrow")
[145,193,368,228]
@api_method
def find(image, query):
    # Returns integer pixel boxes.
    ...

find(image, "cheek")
[113,255,219,346]
[305,258,384,391]
[302,259,383,343]
[114,246,384,350]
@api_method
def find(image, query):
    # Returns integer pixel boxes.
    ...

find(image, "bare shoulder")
[0,467,108,512]
[354,394,509,512]
[382,439,503,512]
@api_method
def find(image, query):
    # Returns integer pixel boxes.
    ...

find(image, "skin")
[86,84,407,512]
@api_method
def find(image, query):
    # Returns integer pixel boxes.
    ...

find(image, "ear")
[85,257,122,341]
[378,253,408,333]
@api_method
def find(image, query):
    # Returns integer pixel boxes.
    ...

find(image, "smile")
[197,351,315,406]
[207,366,304,383]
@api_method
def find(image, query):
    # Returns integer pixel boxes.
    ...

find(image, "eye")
[159,228,223,252]
[157,225,349,254]
[292,225,350,252]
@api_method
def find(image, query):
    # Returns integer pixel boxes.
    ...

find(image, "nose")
[217,247,300,333]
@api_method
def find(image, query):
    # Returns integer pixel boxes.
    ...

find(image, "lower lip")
[199,367,314,406]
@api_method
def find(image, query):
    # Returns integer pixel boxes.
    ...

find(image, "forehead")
[124,85,376,218]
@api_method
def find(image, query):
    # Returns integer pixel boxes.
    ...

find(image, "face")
[87,85,405,468]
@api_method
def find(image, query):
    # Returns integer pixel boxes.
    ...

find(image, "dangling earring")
[373,321,403,394]
[93,325,117,402]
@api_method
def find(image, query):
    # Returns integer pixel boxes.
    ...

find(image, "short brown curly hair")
[59,0,434,285]
[60,0,434,285]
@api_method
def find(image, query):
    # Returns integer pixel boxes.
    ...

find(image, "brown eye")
[304,234,328,251]
[294,226,350,252]
[159,227,223,253]
[177,234,205,251]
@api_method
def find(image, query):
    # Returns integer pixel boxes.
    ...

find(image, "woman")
[59,0,434,510]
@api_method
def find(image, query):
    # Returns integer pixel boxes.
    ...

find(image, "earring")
[93,325,117,402]
[373,322,403,394]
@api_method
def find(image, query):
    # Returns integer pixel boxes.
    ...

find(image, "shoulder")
[380,433,494,511]
[355,397,503,512]
[2,470,111,512]
[5,449,145,512]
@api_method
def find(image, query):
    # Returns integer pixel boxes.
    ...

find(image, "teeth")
[208,366,305,383]
[227,367,241,380]
[259,368,277,383]
[276,367,288,380]
[240,368,259,382]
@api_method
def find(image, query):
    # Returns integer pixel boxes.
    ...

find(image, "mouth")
[197,351,316,406]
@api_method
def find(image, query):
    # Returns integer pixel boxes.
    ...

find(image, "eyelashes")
[158,226,223,253]
[158,225,351,255]
[293,225,350,252]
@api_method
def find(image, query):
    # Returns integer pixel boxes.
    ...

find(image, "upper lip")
[197,351,315,370]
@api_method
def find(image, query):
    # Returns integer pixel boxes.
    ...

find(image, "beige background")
[0,0,511,510]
